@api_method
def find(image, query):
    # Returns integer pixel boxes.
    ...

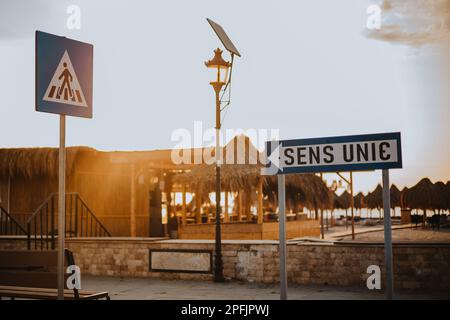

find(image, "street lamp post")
[205,48,231,282]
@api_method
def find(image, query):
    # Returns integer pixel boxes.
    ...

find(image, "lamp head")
[205,48,231,89]
[205,48,231,70]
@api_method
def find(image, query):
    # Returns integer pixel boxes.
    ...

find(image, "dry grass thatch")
[174,164,262,192]
[354,192,365,209]
[0,147,96,178]
[366,184,383,209]
[338,191,352,208]
[390,184,401,209]
[173,162,334,210]
[275,174,333,210]
[403,178,434,210]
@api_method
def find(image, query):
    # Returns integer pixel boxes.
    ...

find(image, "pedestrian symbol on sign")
[43,50,87,107]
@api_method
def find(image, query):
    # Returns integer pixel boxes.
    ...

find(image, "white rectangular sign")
[263,132,402,175]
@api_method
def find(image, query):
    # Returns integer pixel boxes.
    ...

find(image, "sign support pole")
[382,169,394,300]
[57,114,66,300]
[350,171,355,240]
[278,174,287,300]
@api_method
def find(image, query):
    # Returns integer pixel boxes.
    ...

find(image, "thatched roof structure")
[403,178,434,210]
[331,192,346,210]
[174,162,333,210]
[447,182,450,210]
[338,191,352,209]
[431,181,448,211]
[173,135,263,191]
[390,184,401,209]
[271,174,333,210]
[175,163,262,192]
[0,147,96,178]
[400,186,408,209]
[366,184,383,209]
[353,192,365,209]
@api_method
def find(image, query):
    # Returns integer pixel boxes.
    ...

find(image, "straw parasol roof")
[175,163,262,192]
[366,184,383,209]
[278,174,333,210]
[390,184,401,209]
[338,191,352,209]
[0,146,96,178]
[400,186,408,209]
[446,182,450,210]
[403,178,434,210]
[353,192,365,209]
[431,181,448,212]
[332,192,346,210]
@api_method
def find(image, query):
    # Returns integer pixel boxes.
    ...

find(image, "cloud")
[365,0,450,46]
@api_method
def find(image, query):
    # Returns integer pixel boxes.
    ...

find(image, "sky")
[0,0,449,193]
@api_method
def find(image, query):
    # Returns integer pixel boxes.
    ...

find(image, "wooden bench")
[0,249,109,300]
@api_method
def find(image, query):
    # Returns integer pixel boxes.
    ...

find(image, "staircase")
[0,193,111,250]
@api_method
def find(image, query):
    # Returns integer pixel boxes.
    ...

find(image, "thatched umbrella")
[353,192,365,217]
[404,178,435,225]
[338,191,352,210]
[390,184,401,215]
[354,192,365,209]
[263,174,333,216]
[447,182,450,211]
[432,181,447,214]
[366,184,383,218]
[403,178,434,213]
[332,192,346,210]
[400,186,408,209]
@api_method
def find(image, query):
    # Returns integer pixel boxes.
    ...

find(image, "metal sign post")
[57,115,66,300]
[382,169,394,299]
[277,174,288,300]
[262,132,402,301]
[36,31,93,300]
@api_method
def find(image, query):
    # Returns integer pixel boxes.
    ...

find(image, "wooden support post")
[224,191,229,223]
[320,208,324,239]
[350,171,355,240]
[196,190,202,224]
[257,179,263,224]
[182,184,187,226]
[238,191,243,222]
[130,163,136,237]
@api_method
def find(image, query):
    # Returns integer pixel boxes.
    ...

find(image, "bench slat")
[0,272,70,288]
[0,250,109,300]
[0,250,62,269]
[0,286,109,300]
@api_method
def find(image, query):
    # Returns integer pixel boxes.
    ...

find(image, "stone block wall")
[1,237,449,291]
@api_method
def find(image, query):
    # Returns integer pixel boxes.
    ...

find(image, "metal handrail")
[76,195,112,237]
[0,206,27,235]
[26,192,57,224]
[27,192,111,250]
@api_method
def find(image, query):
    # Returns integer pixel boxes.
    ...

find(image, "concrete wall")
[1,237,449,291]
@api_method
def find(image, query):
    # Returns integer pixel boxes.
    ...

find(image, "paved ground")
[340,227,450,241]
[82,276,450,300]
[323,224,415,239]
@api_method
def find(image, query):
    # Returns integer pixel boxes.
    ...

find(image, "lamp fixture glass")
[205,48,231,85]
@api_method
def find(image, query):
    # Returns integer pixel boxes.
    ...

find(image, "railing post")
[51,194,55,250]
[27,222,31,250]
[75,194,79,237]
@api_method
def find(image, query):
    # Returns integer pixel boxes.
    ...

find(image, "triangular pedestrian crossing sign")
[43,50,88,107]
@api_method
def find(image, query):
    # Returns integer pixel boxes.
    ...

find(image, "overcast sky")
[0,0,449,193]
